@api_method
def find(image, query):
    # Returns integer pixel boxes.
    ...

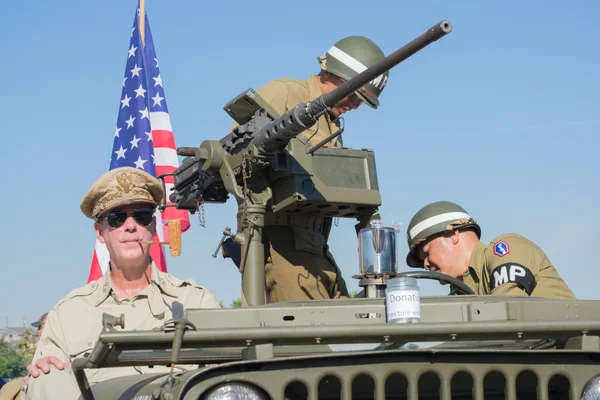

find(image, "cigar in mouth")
[134,220,181,257]
[137,240,169,245]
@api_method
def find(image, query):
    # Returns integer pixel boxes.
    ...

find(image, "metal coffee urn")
[354,220,399,298]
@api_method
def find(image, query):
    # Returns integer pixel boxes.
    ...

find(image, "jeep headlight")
[582,376,600,400]
[205,382,269,400]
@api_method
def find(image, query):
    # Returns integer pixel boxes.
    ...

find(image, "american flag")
[88,4,190,282]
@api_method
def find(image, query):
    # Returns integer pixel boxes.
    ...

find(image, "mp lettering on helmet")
[493,241,510,257]
[489,263,536,295]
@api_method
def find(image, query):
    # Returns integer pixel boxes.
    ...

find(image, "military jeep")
[74,294,600,399]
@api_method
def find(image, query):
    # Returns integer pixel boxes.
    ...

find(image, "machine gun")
[162,21,453,307]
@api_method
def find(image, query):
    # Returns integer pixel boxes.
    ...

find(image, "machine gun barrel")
[250,20,452,155]
[320,20,452,109]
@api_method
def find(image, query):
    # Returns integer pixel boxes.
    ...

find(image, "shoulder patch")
[493,240,510,257]
[489,263,536,295]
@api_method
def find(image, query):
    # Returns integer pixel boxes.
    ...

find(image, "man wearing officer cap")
[22,167,221,399]
[405,201,575,298]
[228,36,389,303]
[31,313,47,343]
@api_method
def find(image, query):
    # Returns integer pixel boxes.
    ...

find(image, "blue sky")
[1,1,598,326]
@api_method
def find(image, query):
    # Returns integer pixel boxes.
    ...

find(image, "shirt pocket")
[292,226,325,256]
[69,339,95,359]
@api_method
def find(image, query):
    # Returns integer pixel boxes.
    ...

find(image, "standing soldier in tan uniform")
[21,167,221,400]
[405,201,575,299]
[235,36,389,303]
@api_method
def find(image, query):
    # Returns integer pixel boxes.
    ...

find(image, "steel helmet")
[318,36,388,109]
[406,201,481,268]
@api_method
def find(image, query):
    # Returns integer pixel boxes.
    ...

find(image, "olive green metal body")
[75,296,600,399]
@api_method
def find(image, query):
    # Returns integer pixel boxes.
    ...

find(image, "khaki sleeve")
[31,309,70,363]
[254,80,290,116]
[485,238,539,297]
[488,282,529,297]
[200,289,222,309]
[229,80,289,133]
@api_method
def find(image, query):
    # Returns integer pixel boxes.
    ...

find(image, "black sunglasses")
[105,208,154,228]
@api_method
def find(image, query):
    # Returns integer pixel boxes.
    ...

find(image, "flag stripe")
[95,239,110,272]
[149,111,172,131]
[156,165,176,184]
[153,148,179,169]
[88,251,104,282]
[152,130,176,149]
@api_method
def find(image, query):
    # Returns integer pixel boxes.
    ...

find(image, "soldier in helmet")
[231,36,388,303]
[405,201,575,299]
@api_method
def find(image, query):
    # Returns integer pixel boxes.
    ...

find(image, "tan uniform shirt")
[463,234,575,299]
[24,263,221,399]
[244,77,348,302]
[254,76,343,148]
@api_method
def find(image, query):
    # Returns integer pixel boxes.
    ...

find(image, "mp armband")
[489,263,536,295]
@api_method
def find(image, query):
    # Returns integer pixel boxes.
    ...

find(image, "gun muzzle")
[177,147,198,157]
[319,20,452,110]
[251,20,453,155]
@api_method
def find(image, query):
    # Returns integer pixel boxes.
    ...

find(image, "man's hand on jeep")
[24,357,72,384]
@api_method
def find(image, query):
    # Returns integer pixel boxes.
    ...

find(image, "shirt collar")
[150,263,181,297]
[464,241,487,282]
[92,262,171,305]
[92,268,113,306]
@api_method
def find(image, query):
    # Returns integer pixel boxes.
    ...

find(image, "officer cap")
[80,167,163,220]
[31,312,48,328]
